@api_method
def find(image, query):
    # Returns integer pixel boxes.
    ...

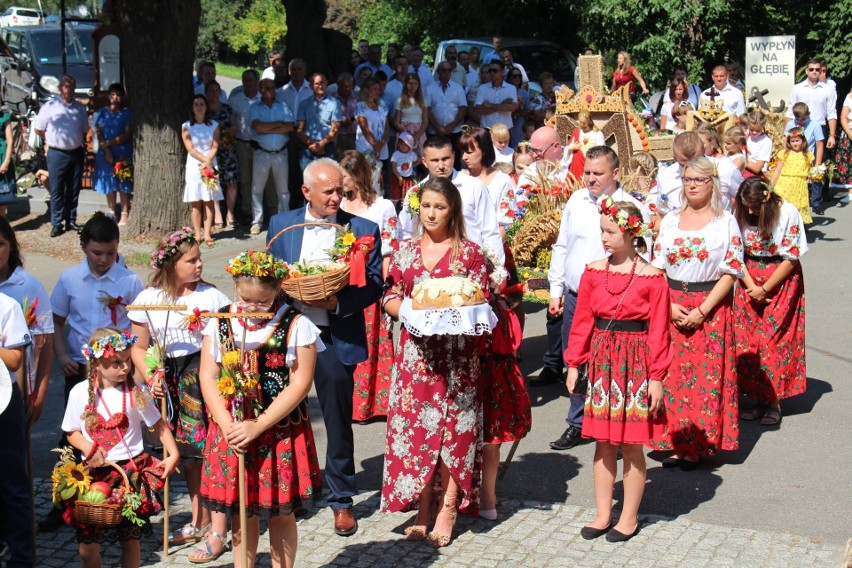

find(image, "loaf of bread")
[411,277,486,310]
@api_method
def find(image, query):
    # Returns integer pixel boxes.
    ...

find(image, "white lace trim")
[398,298,497,337]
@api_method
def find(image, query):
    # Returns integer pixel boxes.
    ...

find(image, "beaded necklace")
[604,256,639,296]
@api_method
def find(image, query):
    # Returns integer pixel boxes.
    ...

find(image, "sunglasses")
[487,68,500,74]
[807,67,821,72]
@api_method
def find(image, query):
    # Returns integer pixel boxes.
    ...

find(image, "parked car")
[0,24,95,112]
[0,6,45,27]
[434,37,577,94]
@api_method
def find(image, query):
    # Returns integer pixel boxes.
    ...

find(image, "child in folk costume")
[390,131,419,206]
[127,228,230,559]
[62,328,179,568]
[198,252,323,568]
[770,127,815,224]
[565,199,671,543]
[733,178,808,427]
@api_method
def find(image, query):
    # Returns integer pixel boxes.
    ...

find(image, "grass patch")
[124,250,154,268]
[216,63,250,80]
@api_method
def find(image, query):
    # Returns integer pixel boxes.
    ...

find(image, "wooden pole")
[161,392,169,557]
[498,440,521,480]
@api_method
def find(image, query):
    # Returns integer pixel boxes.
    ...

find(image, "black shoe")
[50,225,64,238]
[661,456,682,468]
[528,367,562,387]
[812,206,825,216]
[680,458,700,471]
[549,425,582,450]
[606,524,640,542]
[66,222,83,233]
[38,508,64,532]
[580,521,612,540]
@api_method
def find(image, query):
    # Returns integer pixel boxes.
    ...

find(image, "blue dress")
[93,107,133,194]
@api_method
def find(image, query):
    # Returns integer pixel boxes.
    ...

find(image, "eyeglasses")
[806,67,821,72]
[683,177,711,185]
[530,141,558,157]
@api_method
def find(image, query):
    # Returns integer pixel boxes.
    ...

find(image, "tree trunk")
[112,0,201,237]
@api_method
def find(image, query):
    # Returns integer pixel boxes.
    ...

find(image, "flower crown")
[225,251,289,280]
[787,126,806,139]
[599,196,647,237]
[150,227,196,269]
[81,330,138,361]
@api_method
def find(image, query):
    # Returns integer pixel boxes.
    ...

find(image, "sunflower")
[242,375,258,390]
[342,232,357,247]
[217,375,236,396]
[60,461,92,494]
[222,351,241,367]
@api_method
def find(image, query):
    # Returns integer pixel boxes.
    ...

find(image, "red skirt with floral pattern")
[352,300,394,421]
[652,289,739,456]
[735,259,806,404]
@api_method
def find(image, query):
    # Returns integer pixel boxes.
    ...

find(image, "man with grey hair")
[266,158,383,537]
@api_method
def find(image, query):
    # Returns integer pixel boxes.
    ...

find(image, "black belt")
[49,145,82,153]
[667,277,719,293]
[745,253,782,263]
[567,289,578,297]
[595,318,648,332]
[251,141,286,153]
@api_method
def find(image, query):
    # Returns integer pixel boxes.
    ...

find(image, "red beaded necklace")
[604,256,639,296]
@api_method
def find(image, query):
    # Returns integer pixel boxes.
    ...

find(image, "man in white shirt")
[547,146,651,451]
[475,60,518,129]
[517,126,572,189]
[354,44,394,86]
[786,58,838,212]
[426,62,467,168]
[229,69,261,224]
[700,65,746,116]
[261,49,281,80]
[433,45,467,88]
[459,50,477,88]
[193,61,228,104]
[277,59,312,207]
[398,136,504,265]
[407,46,434,89]
[500,48,529,85]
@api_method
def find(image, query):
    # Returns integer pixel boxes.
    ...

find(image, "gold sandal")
[427,492,458,548]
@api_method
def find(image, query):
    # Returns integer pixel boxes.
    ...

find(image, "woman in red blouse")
[566,198,672,543]
[611,52,649,101]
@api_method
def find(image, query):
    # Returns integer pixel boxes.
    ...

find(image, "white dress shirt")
[549,187,650,298]
[426,80,467,134]
[297,209,340,326]
[409,63,434,89]
[786,80,838,125]
[228,90,261,140]
[276,80,313,116]
[700,83,746,116]
[475,81,518,128]
[398,170,505,265]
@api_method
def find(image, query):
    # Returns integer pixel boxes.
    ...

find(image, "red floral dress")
[651,211,744,456]
[734,202,807,404]
[565,267,672,445]
[349,198,399,421]
[200,306,322,517]
[380,239,489,515]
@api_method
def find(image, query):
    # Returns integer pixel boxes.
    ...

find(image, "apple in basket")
[90,481,112,498]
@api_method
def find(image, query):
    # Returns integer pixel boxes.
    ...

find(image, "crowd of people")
[0,37,837,568]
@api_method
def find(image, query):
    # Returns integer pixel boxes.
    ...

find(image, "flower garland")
[225,251,289,280]
[150,227,196,269]
[599,195,647,237]
[81,329,138,361]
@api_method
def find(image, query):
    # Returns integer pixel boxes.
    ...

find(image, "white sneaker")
[250,224,261,235]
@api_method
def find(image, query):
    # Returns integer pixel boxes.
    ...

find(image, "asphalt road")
[21,189,852,547]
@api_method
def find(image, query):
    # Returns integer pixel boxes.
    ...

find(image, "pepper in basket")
[54,328,179,568]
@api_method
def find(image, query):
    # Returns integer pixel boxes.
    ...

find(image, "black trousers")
[541,309,565,372]
[313,331,356,509]
[0,383,34,567]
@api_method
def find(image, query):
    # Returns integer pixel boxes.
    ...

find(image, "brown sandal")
[760,407,782,426]
[427,492,458,547]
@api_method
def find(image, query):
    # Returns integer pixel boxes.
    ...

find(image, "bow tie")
[306,221,333,230]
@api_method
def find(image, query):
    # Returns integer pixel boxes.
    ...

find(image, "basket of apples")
[74,462,132,527]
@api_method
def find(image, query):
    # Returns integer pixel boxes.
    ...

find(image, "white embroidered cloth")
[399,298,497,337]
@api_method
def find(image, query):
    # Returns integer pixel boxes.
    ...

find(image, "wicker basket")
[266,222,351,302]
[74,461,131,528]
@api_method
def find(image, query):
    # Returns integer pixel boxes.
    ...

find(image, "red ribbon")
[107,296,125,325]
[347,235,375,288]
[187,307,209,333]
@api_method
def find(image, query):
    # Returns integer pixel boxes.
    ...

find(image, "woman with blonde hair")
[611,51,649,101]
[651,156,744,470]
[393,73,429,154]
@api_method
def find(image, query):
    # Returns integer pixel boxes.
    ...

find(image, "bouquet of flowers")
[404,183,422,218]
[113,160,132,182]
[287,258,347,279]
[199,163,220,192]
[217,345,261,422]
[808,163,831,184]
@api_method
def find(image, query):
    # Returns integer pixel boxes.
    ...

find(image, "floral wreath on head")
[81,330,138,361]
[150,227,196,269]
[599,195,647,237]
[225,251,289,280]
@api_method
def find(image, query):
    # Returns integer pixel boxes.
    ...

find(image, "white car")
[0,7,45,27]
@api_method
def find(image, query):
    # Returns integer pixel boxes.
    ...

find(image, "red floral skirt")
[352,300,394,421]
[482,304,531,443]
[200,411,322,518]
[735,259,806,404]
[583,329,667,445]
[652,289,739,456]
[390,175,416,202]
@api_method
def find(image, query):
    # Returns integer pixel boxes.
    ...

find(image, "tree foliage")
[227,0,287,53]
